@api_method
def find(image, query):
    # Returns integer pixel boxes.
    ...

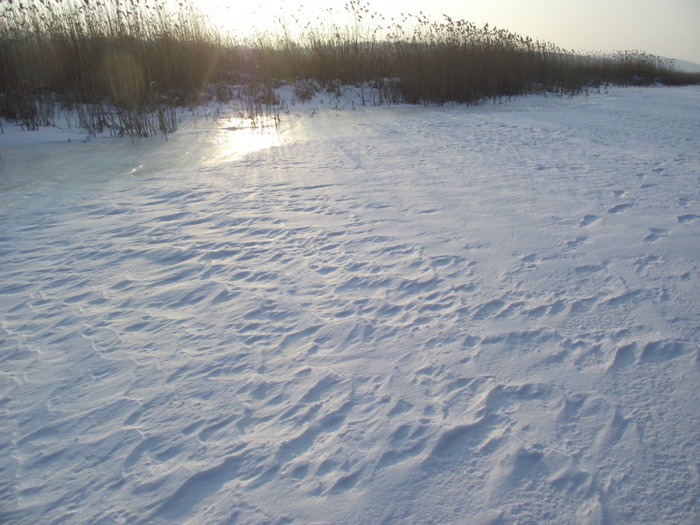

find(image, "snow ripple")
[1,87,699,524]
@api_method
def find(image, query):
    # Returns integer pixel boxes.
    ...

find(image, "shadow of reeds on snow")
[1,0,698,137]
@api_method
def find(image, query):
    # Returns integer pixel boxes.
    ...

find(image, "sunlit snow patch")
[212,115,282,161]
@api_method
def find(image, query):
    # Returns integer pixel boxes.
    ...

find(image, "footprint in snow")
[677,214,699,224]
[638,340,692,363]
[643,228,668,243]
[566,236,587,249]
[579,215,598,227]
[608,203,633,214]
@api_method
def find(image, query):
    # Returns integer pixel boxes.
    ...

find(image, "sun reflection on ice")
[213,115,282,162]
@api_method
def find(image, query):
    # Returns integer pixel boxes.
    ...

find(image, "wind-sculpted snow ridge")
[1,87,699,524]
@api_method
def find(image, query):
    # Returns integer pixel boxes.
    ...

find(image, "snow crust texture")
[1,87,699,524]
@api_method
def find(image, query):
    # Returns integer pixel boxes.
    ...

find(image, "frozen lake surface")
[1,86,699,524]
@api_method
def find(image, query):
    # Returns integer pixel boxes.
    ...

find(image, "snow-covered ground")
[1,86,699,524]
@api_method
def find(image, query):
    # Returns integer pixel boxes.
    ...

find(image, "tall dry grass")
[1,0,697,136]
[0,0,239,136]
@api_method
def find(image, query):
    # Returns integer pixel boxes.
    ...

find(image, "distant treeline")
[2,0,698,137]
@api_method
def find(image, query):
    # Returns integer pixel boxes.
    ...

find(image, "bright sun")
[184,0,414,40]
[184,1,337,39]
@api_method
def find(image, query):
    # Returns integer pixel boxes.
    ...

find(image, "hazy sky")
[194,0,700,65]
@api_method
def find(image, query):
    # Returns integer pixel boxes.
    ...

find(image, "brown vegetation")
[2,0,697,136]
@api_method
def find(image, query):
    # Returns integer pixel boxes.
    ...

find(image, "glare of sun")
[191,1,294,39]
[213,116,282,162]
[188,0,369,41]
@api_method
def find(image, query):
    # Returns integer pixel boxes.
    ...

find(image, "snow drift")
[1,86,699,524]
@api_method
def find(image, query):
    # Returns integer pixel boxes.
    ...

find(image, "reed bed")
[2,0,697,136]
